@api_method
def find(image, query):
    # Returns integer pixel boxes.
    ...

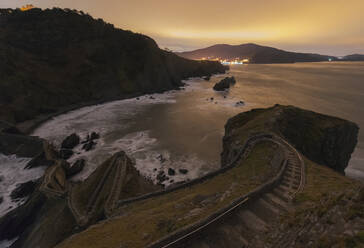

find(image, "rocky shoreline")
[1,104,362,248]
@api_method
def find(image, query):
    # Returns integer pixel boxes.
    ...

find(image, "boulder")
[61,133,80,149]
[0,133,44,158]
[82,140,96,151]
[25,152,54,169]
[157,154,166,163]
[203,75,211,81]
[90,132,100,140]
[0,121,22,134]
[168,168,175,176]
[65,159,85,178]
[157,171,169,183]
[179,169,188,174]
[213,77,236,91]
[59,149,73,159]
[235,101,245,106]
[10,181,37,201]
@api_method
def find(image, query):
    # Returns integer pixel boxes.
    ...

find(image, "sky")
[1,0,364,56]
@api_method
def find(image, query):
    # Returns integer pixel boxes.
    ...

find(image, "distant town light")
[20,4,34,11]
[198,56,248,65]
[328,58,332,62]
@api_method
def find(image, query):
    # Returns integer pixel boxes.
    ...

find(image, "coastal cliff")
[222,105,359,174]
[0,146,160,248]
[0,8,226,125]
[1,105,361,248]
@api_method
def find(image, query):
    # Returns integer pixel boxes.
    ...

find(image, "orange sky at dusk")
[2,0,364,55]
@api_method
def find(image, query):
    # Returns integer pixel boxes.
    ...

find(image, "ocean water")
[0,154,44,217]
[31,62,364,183]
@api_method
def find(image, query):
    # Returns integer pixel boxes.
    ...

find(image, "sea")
[1,62,363,226]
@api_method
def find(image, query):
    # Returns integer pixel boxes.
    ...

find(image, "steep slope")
[0,8,226,124]
[53,105,361,248]
[177,43,336,63]
[0,149,161,248]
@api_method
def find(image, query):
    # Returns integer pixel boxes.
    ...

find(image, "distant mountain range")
[176,43,364,64]
[342,54,364,61]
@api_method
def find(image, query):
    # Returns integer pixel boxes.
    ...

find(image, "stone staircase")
[150,139,305,248]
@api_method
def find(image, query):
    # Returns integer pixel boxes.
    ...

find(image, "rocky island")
[213,76,236,91]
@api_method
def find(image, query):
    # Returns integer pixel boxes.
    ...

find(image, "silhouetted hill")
[342,54,364,61]
[177,43,336,63]
[0,8,226,124]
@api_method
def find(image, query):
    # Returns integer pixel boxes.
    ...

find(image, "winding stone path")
[147,135,305,248]
[68,155,129,226]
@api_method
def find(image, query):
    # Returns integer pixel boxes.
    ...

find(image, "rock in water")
[0,121,22,134]
[0,133,44,158]
[10,181,37,201]
[179,169,188,174]
[25,152,54,169]
[65,159,85,178]
[61,133,80,149]
[168,168,176,176]
[90,132,100,140]
[157,171,169,184]
[59,149,73,159]
[203,75,211,81]
[213,76,236,91]
[82,140,96,151]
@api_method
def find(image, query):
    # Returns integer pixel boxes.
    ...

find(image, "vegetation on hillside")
[0,8,226,123]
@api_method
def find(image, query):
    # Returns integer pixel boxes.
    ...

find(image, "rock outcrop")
[0,133,44,158]
[0,150,160,248]
[222,104,359,174]
[61,133,80,150]
[0,8,227,126]
[213,76,236,91]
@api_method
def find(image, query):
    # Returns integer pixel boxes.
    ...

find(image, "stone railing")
[146,137,289,248]
[115,134,275,211]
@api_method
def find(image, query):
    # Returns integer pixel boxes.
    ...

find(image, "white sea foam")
[110,131,216,186]
[0,154,44,218]
[30,78,228,185]
[32,89,180,145]
[0,237,18,248]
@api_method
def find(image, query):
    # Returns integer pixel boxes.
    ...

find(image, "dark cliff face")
[274,106,359,174]
[0,8,226,123]
[0,150,160,248]
[222,105,359,174]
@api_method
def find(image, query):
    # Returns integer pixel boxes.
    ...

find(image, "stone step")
[237,209,267,232]
[282,178,299,188]
[251,198,280,221]
[226,212,254,243]
[278,185,295,194]
[204,229,232,248]
[188,240,210,248]
[273,187,292,203]
[283,174,299,182]
[263,193,290,212]
[218,224,249,247]
[287,165,300,170]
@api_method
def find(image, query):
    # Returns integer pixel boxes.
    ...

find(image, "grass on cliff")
[57,141,279,248]
[279,157,363,247]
